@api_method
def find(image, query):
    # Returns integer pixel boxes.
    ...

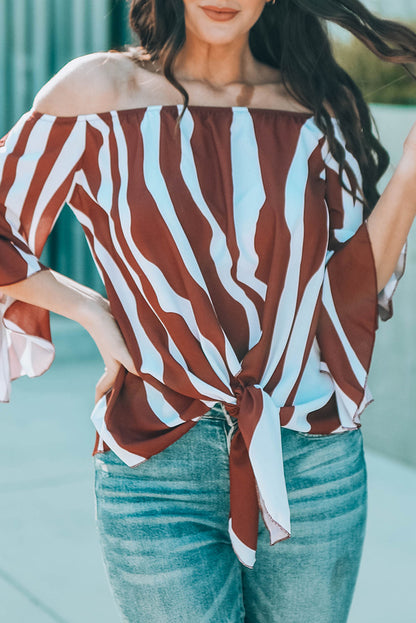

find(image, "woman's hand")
[0,269,138,403]
[81,297,138,403]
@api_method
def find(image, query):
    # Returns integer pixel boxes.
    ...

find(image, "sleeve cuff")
[0,293,55,402]
[377,241,407,322]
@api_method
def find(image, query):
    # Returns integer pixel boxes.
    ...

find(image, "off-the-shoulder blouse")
[0,104,404,568]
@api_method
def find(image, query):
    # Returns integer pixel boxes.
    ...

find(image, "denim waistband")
[200,403,237,425]
[200,403,238,454]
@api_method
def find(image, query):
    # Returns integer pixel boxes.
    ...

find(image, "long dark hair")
[127,0,416,216]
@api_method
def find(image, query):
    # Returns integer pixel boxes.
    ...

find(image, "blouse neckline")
[29,104,315,123]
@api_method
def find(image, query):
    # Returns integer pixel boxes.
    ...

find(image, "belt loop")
[226,424,237,454]
[220,403,238,454]
[220,403,234,427]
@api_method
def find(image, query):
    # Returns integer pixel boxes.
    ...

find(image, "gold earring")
[267,0,277,5]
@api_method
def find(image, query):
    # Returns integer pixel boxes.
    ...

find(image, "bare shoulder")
[32,52,138,117]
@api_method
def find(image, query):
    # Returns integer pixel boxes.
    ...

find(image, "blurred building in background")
[0,0,128,131]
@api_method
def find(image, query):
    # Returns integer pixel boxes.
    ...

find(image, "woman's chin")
[187,24,244,47]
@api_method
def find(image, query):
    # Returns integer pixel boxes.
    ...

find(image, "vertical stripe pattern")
[0,105,404,567]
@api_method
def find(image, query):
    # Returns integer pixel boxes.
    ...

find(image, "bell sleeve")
[316,120,406,428]
[0,110,86,401]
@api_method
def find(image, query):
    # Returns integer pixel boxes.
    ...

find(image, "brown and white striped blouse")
[0,104,403,568]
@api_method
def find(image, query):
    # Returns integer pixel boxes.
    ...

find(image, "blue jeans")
[93,406,367,623]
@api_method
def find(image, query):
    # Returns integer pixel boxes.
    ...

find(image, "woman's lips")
[201,6,240,21]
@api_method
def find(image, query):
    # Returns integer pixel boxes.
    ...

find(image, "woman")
[0,0,415,621]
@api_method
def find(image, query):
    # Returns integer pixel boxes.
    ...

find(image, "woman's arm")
[0,53,142,402]
[0,271,137,402]
[367,124,416,293]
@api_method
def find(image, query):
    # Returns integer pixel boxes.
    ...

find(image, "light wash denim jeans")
[93,405,367,623]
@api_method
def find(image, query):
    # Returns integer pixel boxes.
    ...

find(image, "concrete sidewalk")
[0,318,415,622]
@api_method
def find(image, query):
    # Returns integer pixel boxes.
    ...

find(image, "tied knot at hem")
[225,378,259,418]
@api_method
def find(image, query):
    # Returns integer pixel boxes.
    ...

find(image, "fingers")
[95,364,121,404]
[94,352,139,404]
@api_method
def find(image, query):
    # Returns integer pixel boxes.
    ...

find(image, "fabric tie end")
[228,518,256,569]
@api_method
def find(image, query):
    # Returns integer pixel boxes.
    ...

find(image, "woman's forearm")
[367,146,416,293]
[0,269,137,397]
[0,269,108,332]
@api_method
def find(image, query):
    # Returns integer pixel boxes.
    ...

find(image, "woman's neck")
[173,34,264,88]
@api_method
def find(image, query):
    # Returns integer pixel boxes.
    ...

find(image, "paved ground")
[0,317,415,623]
